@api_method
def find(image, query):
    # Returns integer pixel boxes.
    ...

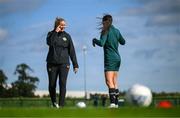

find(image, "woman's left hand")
[74,68,78,74]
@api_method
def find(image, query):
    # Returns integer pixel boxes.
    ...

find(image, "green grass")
[0,107,180,117]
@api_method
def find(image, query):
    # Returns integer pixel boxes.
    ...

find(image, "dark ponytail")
[99,14,113,35]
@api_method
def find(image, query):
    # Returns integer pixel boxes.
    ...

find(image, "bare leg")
[105,71,115,88]
[113,71,118,89]
[105,71,117,106]
[113,71,119,106]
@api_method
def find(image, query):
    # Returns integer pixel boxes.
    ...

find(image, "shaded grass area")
[0,107,180,117]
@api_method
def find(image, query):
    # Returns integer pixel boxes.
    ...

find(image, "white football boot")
[108,103,117,108]
[52,102,59,108]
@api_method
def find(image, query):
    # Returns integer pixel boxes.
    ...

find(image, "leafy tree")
[0,69,8,97]
[11,63,39,97]
[0,69,7,86]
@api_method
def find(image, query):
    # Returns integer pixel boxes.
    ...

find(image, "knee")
[106,80,114,88]
[59,80,67,88]
[105,80,110,86]
[60,84,66,90]
[49,83,56,90]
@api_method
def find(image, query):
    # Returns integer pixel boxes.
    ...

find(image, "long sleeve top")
[94,25,125,63]
[46,30,79,68]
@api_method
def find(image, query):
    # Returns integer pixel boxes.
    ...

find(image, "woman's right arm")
[93,33,108,47]
[46,31,58,46]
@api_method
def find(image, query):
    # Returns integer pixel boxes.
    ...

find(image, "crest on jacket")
[63,37,67,41]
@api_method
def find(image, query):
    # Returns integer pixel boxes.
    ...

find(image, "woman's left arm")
[118,30,125,45]
[68,35,79,69]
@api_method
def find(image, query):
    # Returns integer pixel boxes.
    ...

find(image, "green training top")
[94,25,125,63]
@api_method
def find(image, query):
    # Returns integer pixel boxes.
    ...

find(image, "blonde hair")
[54,17,65,30]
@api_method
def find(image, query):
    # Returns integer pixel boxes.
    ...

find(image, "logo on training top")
[63,37,67,41]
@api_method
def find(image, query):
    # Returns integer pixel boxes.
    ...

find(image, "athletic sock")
[109,88,116,104]
[115,89,119,105]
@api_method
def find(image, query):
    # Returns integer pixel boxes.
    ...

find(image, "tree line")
[1,63,179,98]
[0,63,39,98]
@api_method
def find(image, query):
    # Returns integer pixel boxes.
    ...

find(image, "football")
[76,101,86,108]
[125,84,152,107]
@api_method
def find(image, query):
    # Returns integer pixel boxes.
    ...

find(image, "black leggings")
[47,63,69,106]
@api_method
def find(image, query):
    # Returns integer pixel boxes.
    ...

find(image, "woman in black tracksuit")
[46,17,79,108]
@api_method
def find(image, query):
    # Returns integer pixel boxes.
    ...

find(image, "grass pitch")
[0,107,180,118]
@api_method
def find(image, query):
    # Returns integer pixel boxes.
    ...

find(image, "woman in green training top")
[92,14,125,108]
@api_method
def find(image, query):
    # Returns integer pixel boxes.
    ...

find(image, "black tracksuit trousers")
[47,63,69,107]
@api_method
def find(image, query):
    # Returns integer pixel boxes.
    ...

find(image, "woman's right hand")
[92,38,96,47]
[55,26,61,32]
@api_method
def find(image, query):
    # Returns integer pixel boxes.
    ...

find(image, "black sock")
[109,88,116,104]
[115,89,119,105]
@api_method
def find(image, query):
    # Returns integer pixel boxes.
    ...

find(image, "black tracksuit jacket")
[46,30,79,68]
